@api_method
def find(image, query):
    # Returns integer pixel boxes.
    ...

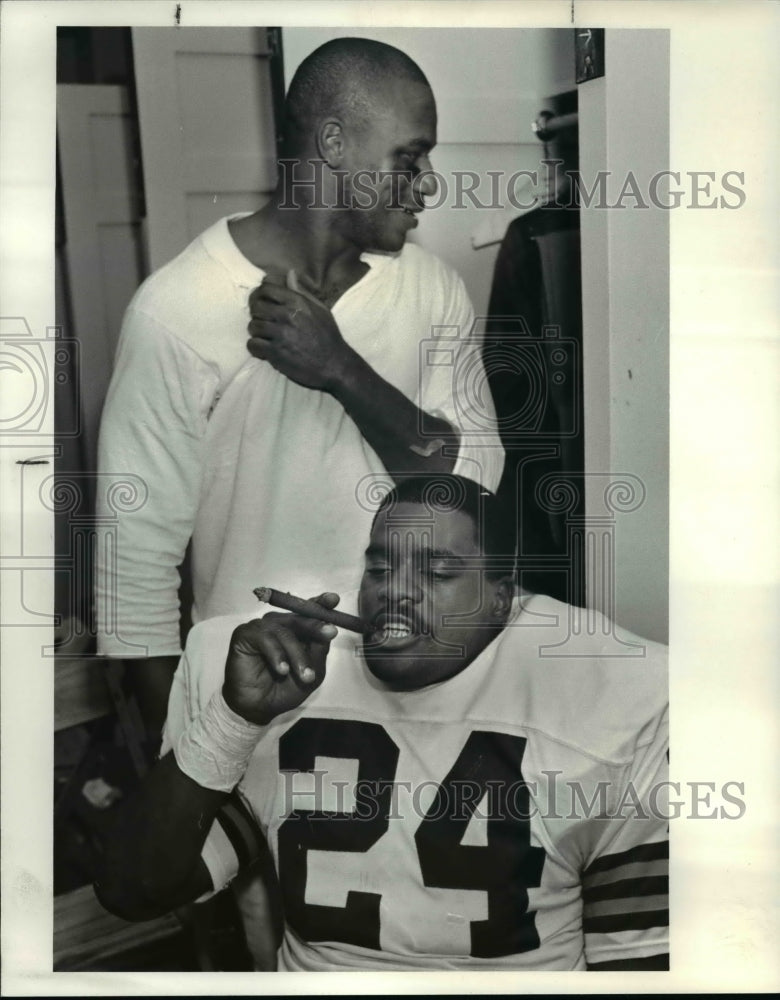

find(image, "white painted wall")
[579,30,670,643]
[281,28,574,317]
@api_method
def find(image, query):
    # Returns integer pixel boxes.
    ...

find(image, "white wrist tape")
[174,689,264,792]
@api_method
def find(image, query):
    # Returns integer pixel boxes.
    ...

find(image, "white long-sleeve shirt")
[96,216,504,658]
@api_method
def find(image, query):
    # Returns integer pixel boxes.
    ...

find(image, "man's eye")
[429,568,456,581]
[366,565,390,577]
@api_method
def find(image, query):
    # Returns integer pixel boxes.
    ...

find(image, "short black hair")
[372,475,516,580]
[283,37,431,157]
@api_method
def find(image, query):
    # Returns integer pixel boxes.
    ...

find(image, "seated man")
[95,475,669,971]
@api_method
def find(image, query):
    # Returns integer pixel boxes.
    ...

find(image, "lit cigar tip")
[253,587,272,603]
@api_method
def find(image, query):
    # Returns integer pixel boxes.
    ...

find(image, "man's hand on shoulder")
[247,274,355,391]
[223,593,339,725]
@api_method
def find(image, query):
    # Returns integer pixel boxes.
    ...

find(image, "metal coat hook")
[532,110,578,143]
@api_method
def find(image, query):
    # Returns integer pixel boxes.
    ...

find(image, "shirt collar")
[200,213,396,292]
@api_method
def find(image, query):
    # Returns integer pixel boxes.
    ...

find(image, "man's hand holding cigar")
[223,592,341,726]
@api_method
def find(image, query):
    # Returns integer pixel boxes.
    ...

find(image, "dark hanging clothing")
[484,205,584,605]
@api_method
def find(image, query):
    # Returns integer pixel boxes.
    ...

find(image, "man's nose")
[415,156,437,199]
[378,533,424,604]
[379,568,423,605]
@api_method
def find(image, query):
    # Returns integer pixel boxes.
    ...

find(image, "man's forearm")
[329,347,458,478]
[123,655,179,741]
[95,751,225,920]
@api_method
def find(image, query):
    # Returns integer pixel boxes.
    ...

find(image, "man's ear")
[317,120,345,167]
[490,576,514,621]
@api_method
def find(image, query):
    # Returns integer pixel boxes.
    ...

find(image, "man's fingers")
[248,299,288,324]
[309,592,341,610]
[230,617,329,681]
[226,612,331,724]
[228,621,289,688]
[263,617,333,687]
[253,280,295,307]
[259,269,287,287]
[247,337,271,361]
[288,272,324,310]
[231,620,288,678]
[254,630,291,679]
[246,611,335,652]
[250,276,324,316]
[247,318,278,341]
[288,615,337,647]
[273,629,320,686]
[247,319,286,358]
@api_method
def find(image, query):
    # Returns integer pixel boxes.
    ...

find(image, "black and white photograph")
[0,1,777,994]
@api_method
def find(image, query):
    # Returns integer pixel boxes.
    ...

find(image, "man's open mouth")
[367,615,420,648]
[380,622,414,639]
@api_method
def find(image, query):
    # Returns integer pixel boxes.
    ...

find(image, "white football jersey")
[163,592,668,971]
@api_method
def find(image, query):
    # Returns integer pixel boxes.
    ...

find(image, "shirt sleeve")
[95,306,219,658]
[580,705,669,966]
[417,269,505,492]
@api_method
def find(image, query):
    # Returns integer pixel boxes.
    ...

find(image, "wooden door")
[56,84,146,472]
[131,27,279,271]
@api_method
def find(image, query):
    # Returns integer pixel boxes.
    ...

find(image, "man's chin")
[366,236,406,255]
[364,654,426,691]
[362,645,468,692]
[364,223,410,255]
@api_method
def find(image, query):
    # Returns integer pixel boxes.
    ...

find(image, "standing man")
[95,37,504,739]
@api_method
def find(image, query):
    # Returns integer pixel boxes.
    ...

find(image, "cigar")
[253,587,369,635]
